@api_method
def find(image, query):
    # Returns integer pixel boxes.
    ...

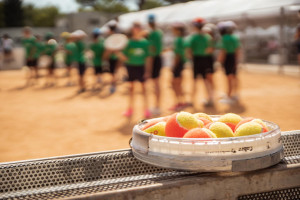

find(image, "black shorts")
[151,55,162,79]
[193,55,213,79]
[26,59,37,68]
[78,62,86,76]
[4,49,12,55]
[48,59,55,70]
[126,65,145,82]
[224,53,237,75]
[109,58,118,74]
[94,66,103,75]
[173,59,184,78]
[297,41,300,54]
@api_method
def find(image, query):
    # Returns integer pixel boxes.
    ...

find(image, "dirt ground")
[0,64,299,162]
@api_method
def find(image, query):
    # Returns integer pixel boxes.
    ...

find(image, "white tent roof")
[112,0,300,30]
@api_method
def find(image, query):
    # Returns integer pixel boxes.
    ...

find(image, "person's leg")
[123,81,134,117]
[109,58,117,93]
[152,56,161,113]
[141,81,151,118]
[78,63,86,92]
[204,73,214,102]
[192,56,199,106]
[227,74,234,97]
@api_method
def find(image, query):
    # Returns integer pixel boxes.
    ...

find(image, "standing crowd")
[21,15,241,118]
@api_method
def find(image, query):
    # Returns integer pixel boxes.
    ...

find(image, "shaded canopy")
[110,0,300,30]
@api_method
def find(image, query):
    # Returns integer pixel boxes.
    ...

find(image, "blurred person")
[294,24,300,66]
[90,28,105,90]
[33,35,44,69]
[147,14,163,115]
[2,34,14,63]
[61,32,77,86]
[169,22,188,111]
[186,18,214,107]
[116,22,151,118]
[104,20,120,94]
[44,33,57,86]
[72,30,87,93]
[22,27,38,83]
[217,21,241,104]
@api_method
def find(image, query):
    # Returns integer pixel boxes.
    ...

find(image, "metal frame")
[0,130,299,200]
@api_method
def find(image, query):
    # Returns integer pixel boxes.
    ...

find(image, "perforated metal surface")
[281,131,300,157]
[238,187,300,200]
[0,131,299,200]
[0,150,195,199]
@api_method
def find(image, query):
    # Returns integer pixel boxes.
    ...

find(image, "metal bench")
[1,130,300,200]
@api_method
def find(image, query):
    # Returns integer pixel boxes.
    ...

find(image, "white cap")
[48,39,57,45]
[71,30,87,38]
[202,26,212,33]
[224,21,237,28]
[108,20,117,27]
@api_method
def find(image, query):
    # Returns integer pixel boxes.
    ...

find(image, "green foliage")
[23,5,59,27]
[141,0,167,10]
[0,2,4,27]
[77,0,130,13]
[3,0,23,27]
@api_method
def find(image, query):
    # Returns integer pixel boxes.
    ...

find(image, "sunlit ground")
[0,64,299,162]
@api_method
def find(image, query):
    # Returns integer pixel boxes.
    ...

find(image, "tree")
[138,0,194,10]
[3,0,23,27]
[93,0,129,13]
[0,2,4,27]
[23,5,60,27]
[76,0,129,13]
[141,0,166,10]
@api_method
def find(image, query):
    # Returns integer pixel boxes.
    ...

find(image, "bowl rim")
[136,115,280,142]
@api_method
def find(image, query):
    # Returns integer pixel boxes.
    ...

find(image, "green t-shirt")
[187,33,212,56]
[33,41,45,59]
[64,42,77,65]
[220,34,240,54]
[148,29,163,56]
[174,36,186,60]
[22,36,36,59]
[123,39,149,66]
[90,40,104,67]
[44,43,56,56]
[75,40,85,63]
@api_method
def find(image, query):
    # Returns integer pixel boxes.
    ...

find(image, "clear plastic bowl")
[131,115,283,172]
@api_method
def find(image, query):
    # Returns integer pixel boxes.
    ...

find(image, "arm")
[144,56,152,80]
[217,49,225,64]
[185,48,192,60]
[115,51,127,62]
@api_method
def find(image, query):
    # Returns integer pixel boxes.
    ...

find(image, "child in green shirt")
[186,18,215,107]
[147,14,163,115]
[22,27,38,82]
[116,22,151,118]
[61,32,77,86]
[218,22,240,103]
[169,22,188,111]
[44,33,57,86]
[90,28,105,89]
[71,30,87,93]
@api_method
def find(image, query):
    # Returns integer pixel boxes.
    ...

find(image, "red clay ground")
[0,64,299,162]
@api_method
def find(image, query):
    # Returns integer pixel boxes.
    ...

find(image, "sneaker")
[203,99,214,107]
[150,107,161,116]
[109,85,116,94]
[123,108,133,117]
[144,109,151,118]
[169,103,184,111]
[231,95,240,102]
[219,97,235,105]
[77,88,86,94]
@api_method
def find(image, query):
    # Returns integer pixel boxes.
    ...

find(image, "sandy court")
[0,64,300,162]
